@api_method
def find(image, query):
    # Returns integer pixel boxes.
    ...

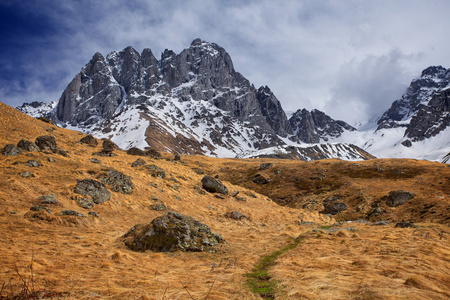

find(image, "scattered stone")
[224,211,249,220]
[248,191,257,198]
[26,160,42,167]
[1,144,22,156]
[131,158,147,167]
[37,117,53,124]
[193,168,204,175]
[321,197,348,215]
[150,196,159,201]
[126,147,145,156]
[48,157,55,163]
[253,174,270,185]
[61,210,86,217]
[174,196,181,200]
[145,164,166,178]
[20,171,33,178]
[35,135,57,151]
[102,139,119,152]
[373,221,390,226]
[90,158,101,164]
[38,195,59,205]
[214,194,225,199]
[174,153,181,161]
[79,135,98,146]
[395,221,416,228]
[232,191,239,197]
[74,179,111,204]
[88,211,99,217]
[401,140,412,147]
[385,190,415,207]
[372,207,384,216]
[201,175,228,195]
[76,198,95,209]
[99,169,134,194]
[194,185,206,195]
[17,139,40,152]
[93,150,117,157]
[172,184,179,191]
[121,211,225,252]
[144,149,161,159]
[54,149,69,157]
[149,203,167,211]
[259,163,273,170]
[30,205,52,214]
[236,196,247,202]
[274,170,281,175]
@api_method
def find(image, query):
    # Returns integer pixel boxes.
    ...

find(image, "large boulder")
[121,211,225,252]
[201,175,229,195]
[385,190,415,207]
[35,135,57,151]
[74,179,111,204]
[126,147,145,156]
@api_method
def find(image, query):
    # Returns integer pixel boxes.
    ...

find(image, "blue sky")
[1,0,449,124]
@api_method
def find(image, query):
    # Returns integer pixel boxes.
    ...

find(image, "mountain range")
[17,39,450,162]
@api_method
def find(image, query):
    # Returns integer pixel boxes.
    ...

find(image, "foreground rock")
[121,211,225,252]
[35,135,57,151]
[74,179,111,204]
[201,175,229,195]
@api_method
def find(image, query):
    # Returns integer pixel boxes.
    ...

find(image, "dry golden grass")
[0,102,449,299]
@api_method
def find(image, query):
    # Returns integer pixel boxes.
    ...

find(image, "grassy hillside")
[0,101,448,299]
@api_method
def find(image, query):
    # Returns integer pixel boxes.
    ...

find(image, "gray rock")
[395,221,416,228]
[61,210,86,217]
[144,149,161,159]
[74,179,111,204]
[321,197,348,215]
[99,169,134,194]
[259,162,273,170]
[79,134,98,146]
[253,174,270,185]
[89,158,101,164]
[201,175,228,195]
[224,211,249,220]
[88,211,99,217]
[35,135,57,151]
[102,139,119,152]
[373,221,390,226]
[1,144,22,156]
[121,211,225,252]
[144,164,166,178]
[76,198,94,209]
[26,160,42,167]
[20,171,33,177]
[385,190,415,207]
[131,158,146,167]
[17,139,40,152]
[38,195,58,205]
[126,147,145,156]
[149,203,167,211]
[30,205,52,214]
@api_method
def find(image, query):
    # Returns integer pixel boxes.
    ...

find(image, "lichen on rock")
[121,211,225,252]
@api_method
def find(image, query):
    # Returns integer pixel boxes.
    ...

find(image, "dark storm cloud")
[1,0,449,124]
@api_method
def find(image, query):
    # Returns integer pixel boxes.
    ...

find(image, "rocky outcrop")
[384,190,415,207]
[121,211,225,252]
[377,66,450,142]
[289,109,355,143]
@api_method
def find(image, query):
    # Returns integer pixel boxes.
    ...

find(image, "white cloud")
[1,0,450,125]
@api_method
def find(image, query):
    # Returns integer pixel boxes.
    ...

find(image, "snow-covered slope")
[16,41,449,162]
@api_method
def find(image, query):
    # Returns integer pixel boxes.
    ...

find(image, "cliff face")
[40,39,355,158]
